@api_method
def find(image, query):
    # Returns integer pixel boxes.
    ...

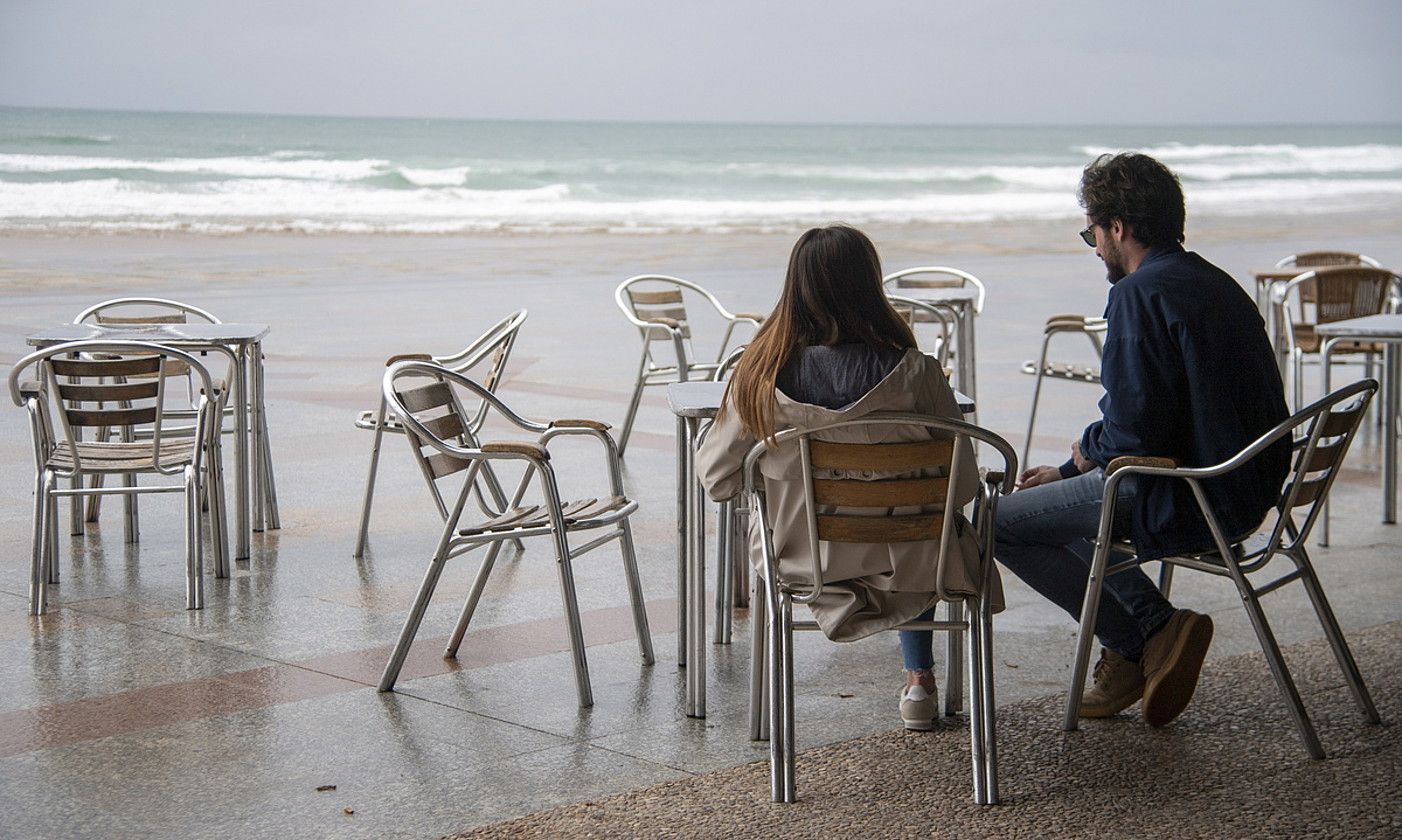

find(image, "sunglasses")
[1078,225,1097,247]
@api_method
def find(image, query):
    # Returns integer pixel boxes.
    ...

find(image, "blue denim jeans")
[899,468,1176,669]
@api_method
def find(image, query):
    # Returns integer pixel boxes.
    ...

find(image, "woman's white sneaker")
[899,682,938,731]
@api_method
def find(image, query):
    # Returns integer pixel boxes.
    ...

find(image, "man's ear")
[1109,218,1126,241]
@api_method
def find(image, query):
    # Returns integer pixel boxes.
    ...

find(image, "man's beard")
[1101,239,1127,284]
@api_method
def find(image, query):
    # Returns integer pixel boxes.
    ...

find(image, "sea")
[2,106,1400,235]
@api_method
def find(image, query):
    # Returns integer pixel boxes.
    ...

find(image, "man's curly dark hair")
[1077,152,1185,250]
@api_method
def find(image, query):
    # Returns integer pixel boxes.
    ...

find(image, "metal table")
[27,323,279,560]
[1318,314,1402,528]
[889,286,980,406]
[668,379,974,718]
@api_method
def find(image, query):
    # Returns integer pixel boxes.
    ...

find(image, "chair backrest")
[1274,251,1382,270]
[615,275,705,344]
[1265,379,1377,553]
[712,345,746,382]
[74,297,222,327]
[743,413,1016,604]
[887,294,956,366]
[9,340,217,476]
[883,266,986,313]
[432,309,527,433]
[1278,267,1396,341]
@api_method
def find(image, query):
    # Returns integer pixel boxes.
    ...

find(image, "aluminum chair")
[1063,380,1380,759]
[353,310,527,558]
[1020,313,1107,469]
[376,359,654,706]
[614,275,762,456]
[10,340,231,615]
[742,413,1016,804]
[1273,267,1397,410]
[887,294,957,368]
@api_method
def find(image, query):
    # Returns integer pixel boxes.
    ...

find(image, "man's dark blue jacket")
[1062,246,1291,560]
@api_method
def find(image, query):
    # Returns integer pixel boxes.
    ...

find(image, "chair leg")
[1236,579,1325,759]
[776,594,797,803]
[713,500,733,645]
[1293,550,1380,723]
[207,446,230,579]
[547,522,594,708]
[965,597,989,805]
[69,475,84,536]
[123,472,139,544]
[1158,562,1175,599]
[1064,537,1111,731]
[184,466,204,610]
[618,520,656,665]
[978,596,999,804]
[85,473,104,523]
[748,569,769,742]
[47,492,60,585]
[731,511,749,608]
[31,472,53,615]
[944,599,963,716]
[354,407,387,559]
[379,541,454,692]
[444,542,504,658]
[617,349,652,457]
[1021,335,1053,469]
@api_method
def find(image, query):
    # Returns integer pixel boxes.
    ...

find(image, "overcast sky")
[2,0,1399,124]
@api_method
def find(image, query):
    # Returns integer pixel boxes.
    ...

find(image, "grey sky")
[2,0,1399,124]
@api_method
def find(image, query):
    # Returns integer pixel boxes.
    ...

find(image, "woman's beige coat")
[697,348,1003,642]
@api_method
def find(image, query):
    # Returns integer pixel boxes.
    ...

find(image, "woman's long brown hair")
[722,225,916,441]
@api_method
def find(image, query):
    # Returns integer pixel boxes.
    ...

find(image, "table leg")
[1321,340,1336,546]
[962,306,977,413]
[232,346,250,560]
[687,417,708,718]
[1385,344,1398,524]
[676,414,688,667]
[251,345,265,534]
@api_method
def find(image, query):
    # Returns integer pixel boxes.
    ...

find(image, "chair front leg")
[617,343,653,457]
[965,596,989,805]
[617,518,656,665]
[1063,535,1112,731]
[354,400,388,559]
[31,471,53,615]
[748,568,769,741]
[541,467,594,708]
[445,541,504,658]
[1292,547,1379,724]
[184,465,204,610]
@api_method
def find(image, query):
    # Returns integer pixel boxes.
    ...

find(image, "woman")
[697,224,1001,731]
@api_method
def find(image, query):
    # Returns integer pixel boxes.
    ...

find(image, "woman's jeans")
[899,468,1176,671]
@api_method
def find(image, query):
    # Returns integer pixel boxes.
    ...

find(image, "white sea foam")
[0,153,391,181]
[397,165,473,186]
[1077,143,1402,180]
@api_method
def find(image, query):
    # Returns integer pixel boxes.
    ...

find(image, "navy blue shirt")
[1065,246,1290,559]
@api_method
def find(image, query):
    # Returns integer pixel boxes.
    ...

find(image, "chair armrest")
[385,352,432,366]
[1106,456,1179,476]
[549,418,612,431]
[731,312,765,323]
[481,440,550,460]
[17,380,43,400]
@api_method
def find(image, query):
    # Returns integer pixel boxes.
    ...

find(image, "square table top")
[27,323,271,346]
[1313,314,1402,340]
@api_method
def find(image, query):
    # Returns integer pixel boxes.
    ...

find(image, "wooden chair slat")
[809,437,953,472]
[895,277,961,288]
[424,451,470,479]
[1287,475,1328,508]
[396,381,454,413]
[51,356,164,378]
[421,411,465,440]
[56,381,159,402]
[95,312,187,325]
[1319,407,1364,437]
[64,406,159,427]
[816,513,943,543]
[640,306,689,322]
[1301,440,1349,473]
[812,476,946,508]
[628,289,685,306]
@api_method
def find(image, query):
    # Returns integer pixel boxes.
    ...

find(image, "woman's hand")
[1016,465,1062,490]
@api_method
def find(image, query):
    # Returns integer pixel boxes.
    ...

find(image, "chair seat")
[46,439,198,473]
[1020,360,1100,381]
[354,409,407,433]
[459,495,634,536]
[1293,326,1384,355]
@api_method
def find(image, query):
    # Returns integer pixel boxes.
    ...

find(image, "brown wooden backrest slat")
[420,411,466,441]
[895,277,961,289]
[1301,439,1349,473]
[1290,251,1366,268]
[65,406,158,427]
[95,312,187,325]
[1319,406,1364,437]
[56,381,160,403]
[424,451,470,479]
[1288,475,1328,508]
[395,381,454,413]
[809,437,952,472]
[51,356,163,378]
[641,306,689,323]
[817,512,943,543]
[628,289,685,306]
[812,476,947,508]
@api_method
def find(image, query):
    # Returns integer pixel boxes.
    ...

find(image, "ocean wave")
[397,165,473,187]
[0,153,391,181]
[1077,143,1402,180]
[4,176,1400,233]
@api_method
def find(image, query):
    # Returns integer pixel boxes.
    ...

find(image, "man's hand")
[1016,465,1062,490]
[1072,441,1095,474]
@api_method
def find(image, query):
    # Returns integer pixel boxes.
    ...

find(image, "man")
[997,152,1290,727]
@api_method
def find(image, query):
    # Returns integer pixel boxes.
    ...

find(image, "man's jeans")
[899,468,1176,670]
